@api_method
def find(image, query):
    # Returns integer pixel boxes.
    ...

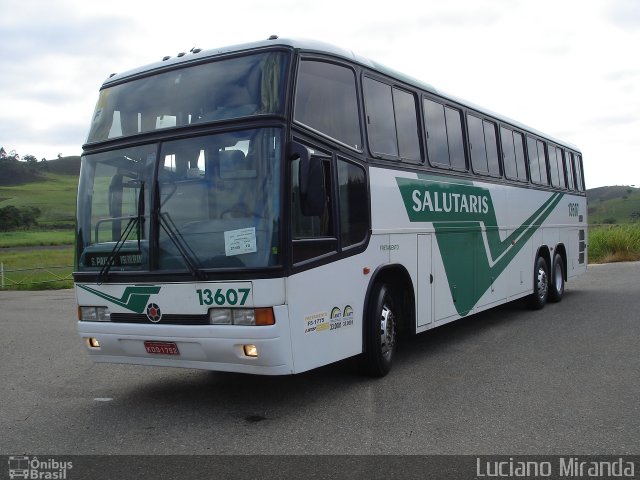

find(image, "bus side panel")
[286,241,388,374]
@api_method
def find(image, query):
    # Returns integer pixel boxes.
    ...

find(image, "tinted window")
[424,98,449,166]
[484,120,500,176]
[468,114,488,173]
[87,52,289,143]
[501,127,517,179]
[537,140,548,184]
[527,136,541,183]
[548,145,560,186]
[363,78,397,156]
[291,153,337,263]
[468,115,499,175]
[565,151,575,190]
[514,132,528,181]
[446,107,466,169]
[392,88,421,161]
[337,159,368,247]
[574,154,585,191]
[556,147,566,188]
[295,61,361,149]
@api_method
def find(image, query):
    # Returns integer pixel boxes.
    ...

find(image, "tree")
[0,206,41,231]
[23,154,38,166]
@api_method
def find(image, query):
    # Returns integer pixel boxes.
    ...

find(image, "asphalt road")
[1,262,639,456]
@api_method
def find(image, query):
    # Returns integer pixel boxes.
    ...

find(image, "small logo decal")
[146,303,162,323]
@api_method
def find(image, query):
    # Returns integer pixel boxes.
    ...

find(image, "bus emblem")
[146,303,162,323]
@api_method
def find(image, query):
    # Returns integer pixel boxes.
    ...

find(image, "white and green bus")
[75,37,587,377]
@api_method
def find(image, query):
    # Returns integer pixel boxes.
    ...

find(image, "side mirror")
[287,141,327,217]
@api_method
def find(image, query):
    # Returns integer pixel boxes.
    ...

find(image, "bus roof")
[102,36,580,153]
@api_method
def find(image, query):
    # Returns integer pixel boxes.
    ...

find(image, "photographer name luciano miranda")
[476,457,636,478]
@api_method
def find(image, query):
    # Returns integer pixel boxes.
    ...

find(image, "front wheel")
[527,256,549,310]
[548,254,565,303]
[361,283,397,377]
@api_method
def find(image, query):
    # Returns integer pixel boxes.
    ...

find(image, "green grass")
[588,224,640,264]
[0,173,77,227]
[0,230,75,248]
[0,247,74,290]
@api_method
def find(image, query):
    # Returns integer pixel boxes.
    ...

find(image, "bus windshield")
[76,128,283,273]
[86,51,288,143]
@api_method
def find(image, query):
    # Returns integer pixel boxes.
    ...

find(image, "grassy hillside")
[587,186,640,224]
[0,157,79,228]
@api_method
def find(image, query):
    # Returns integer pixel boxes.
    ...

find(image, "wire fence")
[0,262,73,289]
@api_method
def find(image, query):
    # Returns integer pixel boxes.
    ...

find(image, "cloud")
[606,0,640,29]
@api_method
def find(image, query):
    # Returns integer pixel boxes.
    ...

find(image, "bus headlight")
[208,307,274,326]
[78,306,111,321]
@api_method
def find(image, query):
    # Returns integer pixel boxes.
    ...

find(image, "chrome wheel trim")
[537,265,548,301]
[379,301,396,361]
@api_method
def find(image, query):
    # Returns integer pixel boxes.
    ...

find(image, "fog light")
[86,337,100,348]
[243,344,258,357]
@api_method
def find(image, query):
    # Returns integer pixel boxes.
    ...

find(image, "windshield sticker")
[224,227,257,256]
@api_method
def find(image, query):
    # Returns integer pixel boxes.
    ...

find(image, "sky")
[1,0,638,188]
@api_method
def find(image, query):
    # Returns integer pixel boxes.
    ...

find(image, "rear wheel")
[527,256,549,310]
[361,283,397,377]
[548,254,565,303]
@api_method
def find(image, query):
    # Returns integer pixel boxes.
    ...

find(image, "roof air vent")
[177,52,186,57]
[268,35,278,40]
[190,47,202,54]
[162,56,171,61]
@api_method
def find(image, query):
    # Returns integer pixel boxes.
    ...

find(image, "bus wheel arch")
[360,265,415,377]
[549,244,566,303]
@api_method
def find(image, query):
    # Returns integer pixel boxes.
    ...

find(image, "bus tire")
[548,254,565,303]
[527,256,549,310]
[361,283,397,377]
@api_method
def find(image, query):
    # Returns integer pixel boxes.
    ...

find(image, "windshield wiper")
[98,181,145,283]
[155,182,204,280]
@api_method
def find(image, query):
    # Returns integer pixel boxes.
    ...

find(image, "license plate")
[144,341,179,355]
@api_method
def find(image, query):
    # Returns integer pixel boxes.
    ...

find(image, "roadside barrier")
[0,262,73,289]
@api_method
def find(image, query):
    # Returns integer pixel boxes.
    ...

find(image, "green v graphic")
[396,177,564,316]
[78,284,161,313]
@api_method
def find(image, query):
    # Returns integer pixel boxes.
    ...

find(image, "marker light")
[243,344,258,357]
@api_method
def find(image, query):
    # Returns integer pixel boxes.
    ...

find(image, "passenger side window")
[527,136,540,183]
[291,153,337,264]
[424,98,466,169]
[500,127,517,179]
[363,78,421,161]
[574,154,585,191]
[513,131,528,181]
[294,61,361,149]
[527,136,548,185]
[392,89,422,161]
[548,144,560,187]
[363,78,397,157]
[468,114,499,176]
[565,151,575,190]
[337,159,368,247]
[556,147,566,189]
